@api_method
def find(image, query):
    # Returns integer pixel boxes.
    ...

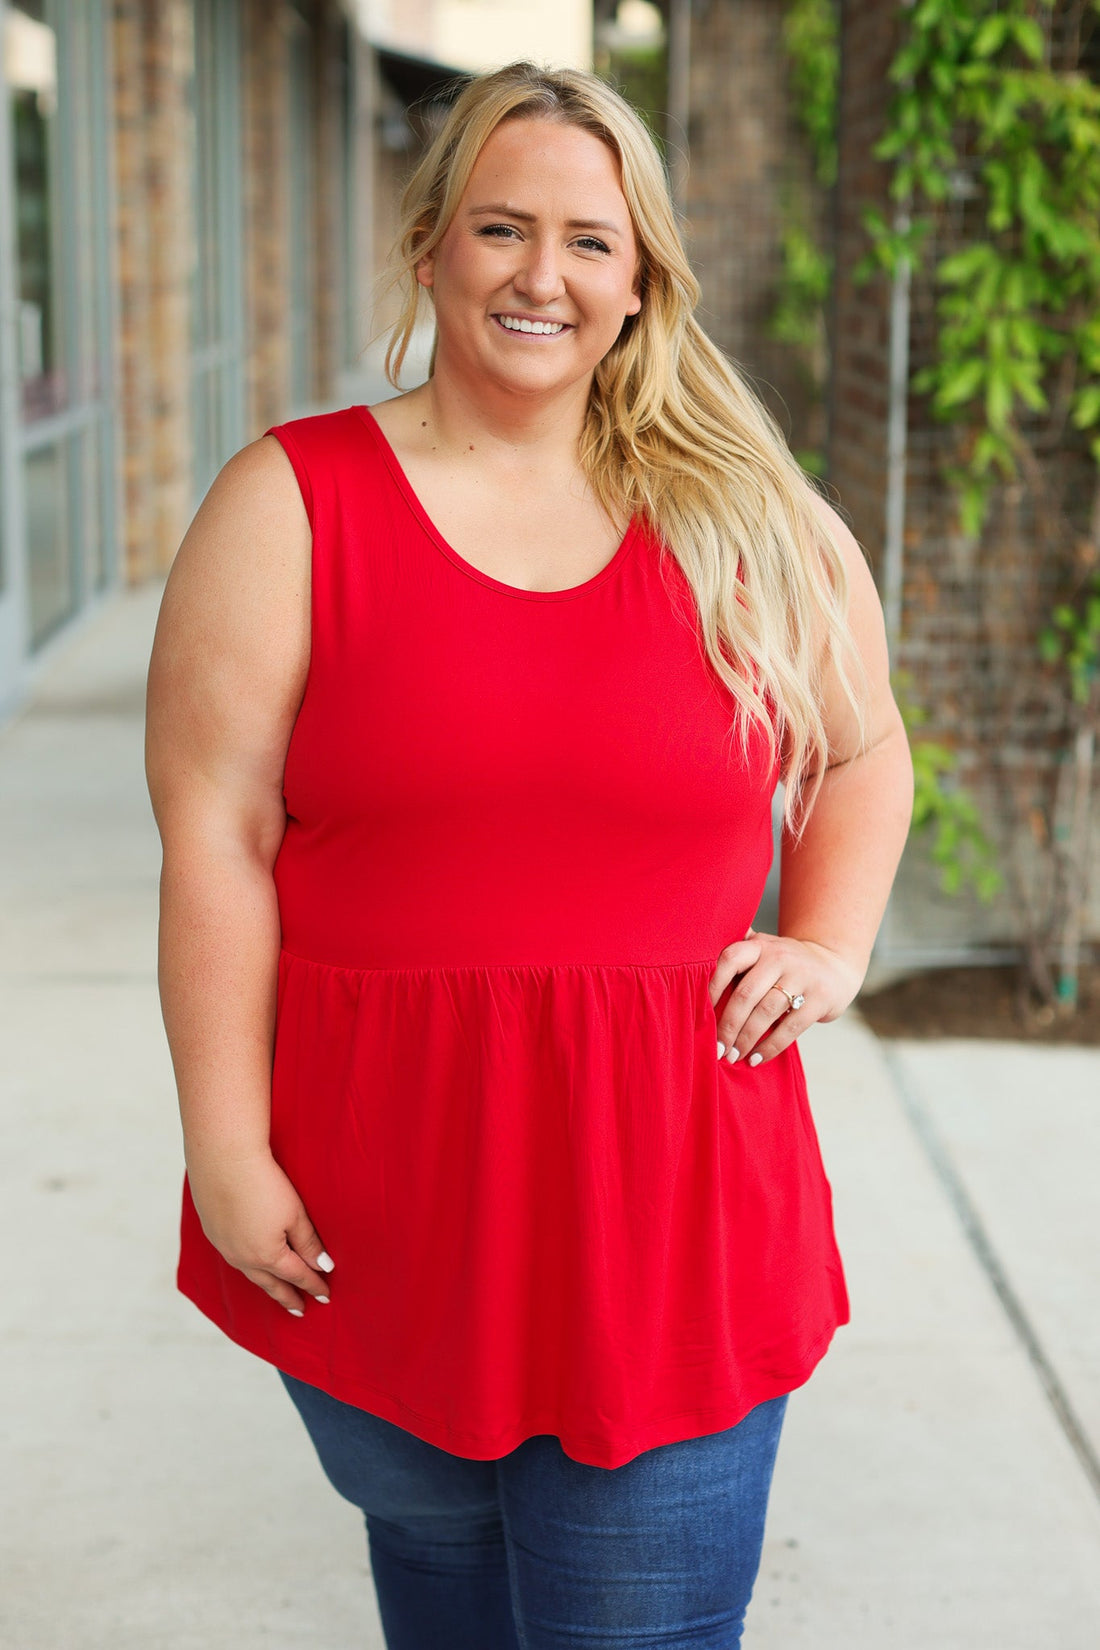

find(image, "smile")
[492,314,571,336]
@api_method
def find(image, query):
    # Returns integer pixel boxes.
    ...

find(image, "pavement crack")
[880,1040,1100,1505]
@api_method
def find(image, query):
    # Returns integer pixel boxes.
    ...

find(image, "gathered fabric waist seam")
[278,946,718,975]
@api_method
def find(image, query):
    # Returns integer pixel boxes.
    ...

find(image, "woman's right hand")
[186,1147,335,1316]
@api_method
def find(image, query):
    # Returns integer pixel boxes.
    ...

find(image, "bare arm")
[711,494,914,1064]
[145,435,331,1313]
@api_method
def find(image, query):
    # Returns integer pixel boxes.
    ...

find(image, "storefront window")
[2,0,115,651]
[8,3,65,423]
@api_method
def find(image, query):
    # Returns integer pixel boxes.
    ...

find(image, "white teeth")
[498,316,566,334]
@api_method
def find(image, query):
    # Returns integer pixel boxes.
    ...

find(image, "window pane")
[7,5,68,421]
[25,440,75,645]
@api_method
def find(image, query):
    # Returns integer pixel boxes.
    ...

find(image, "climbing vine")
[857,0,1100,534]
[858,0,1100,1011]
[769,0,839,475]
[782,0,839,188]
[775,0,1007,922]
[895,674,1003,903]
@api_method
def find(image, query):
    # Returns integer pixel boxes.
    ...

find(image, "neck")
[421,351,593,467]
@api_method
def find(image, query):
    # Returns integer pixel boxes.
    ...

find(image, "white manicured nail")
[315,1295,330,1305]
[317,1251,335,1273]
[748,1052,763,1067]
[726,1046,740,1063]
[717,1041,726,1059]
[287,1308,304,1317]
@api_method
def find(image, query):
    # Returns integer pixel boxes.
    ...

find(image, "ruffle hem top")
[176,404,850,1469]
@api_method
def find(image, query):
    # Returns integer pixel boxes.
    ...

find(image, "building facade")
[0,0,589,719]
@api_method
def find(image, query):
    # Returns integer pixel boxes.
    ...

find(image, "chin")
[486,349,597,395]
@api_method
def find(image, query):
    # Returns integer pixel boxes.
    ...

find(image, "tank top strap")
[263,405,402,670]
[263,405,375,533]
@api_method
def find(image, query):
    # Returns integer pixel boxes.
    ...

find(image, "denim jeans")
[279,1370,789,1649]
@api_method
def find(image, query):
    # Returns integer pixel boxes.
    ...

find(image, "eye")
[477,223,521,240]
[574,236,611,255]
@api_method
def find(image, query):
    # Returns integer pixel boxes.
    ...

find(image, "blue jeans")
[279,1371,789,1648]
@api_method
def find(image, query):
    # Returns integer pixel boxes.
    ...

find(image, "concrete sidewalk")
[2,583,1099,1649]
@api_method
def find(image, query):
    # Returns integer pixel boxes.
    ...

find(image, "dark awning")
[376,45,469,110]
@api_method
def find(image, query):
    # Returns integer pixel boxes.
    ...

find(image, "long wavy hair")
[381,62,869,832]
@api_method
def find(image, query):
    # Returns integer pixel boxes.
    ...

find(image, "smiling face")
[415,117,643,405]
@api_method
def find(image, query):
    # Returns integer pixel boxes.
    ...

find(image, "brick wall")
[347,27,378,369]
[110,0,195,579]
[143,0,196,575]
[110,0,356,577]
[241,0,292,435]
[684,0,827,461]
[309,2,348,400]
[365,73,455,383]
[830,0,1099,956]
[826,0,893,576]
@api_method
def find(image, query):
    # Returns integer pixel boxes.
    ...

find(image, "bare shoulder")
[145,436,312,821]
[802,487,873,587]
[167,433,309,592]
[149,434,310,691]
[798,484,886,645]
[791,481,904,761]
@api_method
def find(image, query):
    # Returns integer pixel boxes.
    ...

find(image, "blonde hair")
[382,62,868,832]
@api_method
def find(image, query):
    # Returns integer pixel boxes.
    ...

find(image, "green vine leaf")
[971,14,1011,58]
[769,3,840,408]
[894,672,1004,902]
[1072,385,1100,429]
[934,358,985,409]
[862,0,1100,643]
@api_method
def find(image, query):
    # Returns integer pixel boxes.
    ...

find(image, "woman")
[146,61,913,1649]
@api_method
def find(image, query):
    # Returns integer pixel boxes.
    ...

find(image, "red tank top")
[176,404,849,1468]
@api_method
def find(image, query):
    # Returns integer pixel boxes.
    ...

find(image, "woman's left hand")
[709,926,865,1068]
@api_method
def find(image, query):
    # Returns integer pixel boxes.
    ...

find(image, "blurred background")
[2,3,1099,1647]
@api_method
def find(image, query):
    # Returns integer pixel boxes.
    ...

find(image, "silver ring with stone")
[779,988,805,1013]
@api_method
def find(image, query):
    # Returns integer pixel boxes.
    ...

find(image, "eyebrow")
[466,204,624,235]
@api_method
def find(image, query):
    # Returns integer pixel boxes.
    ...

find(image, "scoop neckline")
[352,404,640,602]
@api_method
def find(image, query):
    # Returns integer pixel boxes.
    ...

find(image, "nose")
[512,237,566,306]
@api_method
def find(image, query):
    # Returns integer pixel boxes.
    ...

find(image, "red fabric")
[176,404,849,1468]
